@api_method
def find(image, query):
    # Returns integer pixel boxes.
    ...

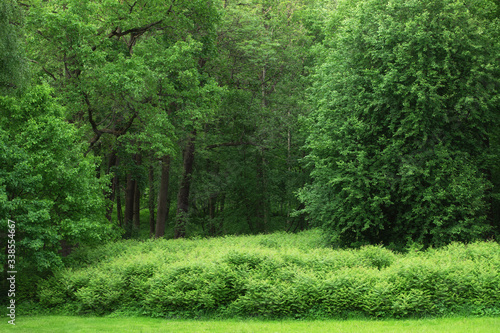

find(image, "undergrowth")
[31,229,499,319]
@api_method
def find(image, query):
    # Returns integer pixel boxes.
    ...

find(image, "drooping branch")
[106,2,175,53]
[120,103,139,134]
[107,2,175,40]
[84,92,139,136]
[108,19,163,39]
[83,92,139,155]
[84,133,102,157]
[84,92,101,136]
[27,59,57,81]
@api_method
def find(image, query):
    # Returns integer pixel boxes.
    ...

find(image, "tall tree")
[302,0,500,248]
[0,0,27,93]
[187,0,313,235]
[25,0,221,237]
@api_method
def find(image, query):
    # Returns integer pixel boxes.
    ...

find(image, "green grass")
[2,316,499,332]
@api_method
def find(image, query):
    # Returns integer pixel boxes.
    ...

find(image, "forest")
[1,0,500,324]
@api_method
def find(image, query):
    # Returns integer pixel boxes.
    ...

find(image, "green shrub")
[74,270,124,315]
[357,245,397,269]
[33,231,500,319]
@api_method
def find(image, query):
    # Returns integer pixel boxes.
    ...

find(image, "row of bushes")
[35,230,499,319]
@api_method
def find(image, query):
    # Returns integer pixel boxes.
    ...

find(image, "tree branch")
[84,133,102,157]
[84,92,102,136]
[108,19,163,39]
[28,59,58,81]
[107,2,175,39]
[129,1,138,14]
[120,108,139,135]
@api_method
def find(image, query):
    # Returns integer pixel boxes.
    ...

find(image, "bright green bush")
[0,84,117,279]
[35,231,500,319]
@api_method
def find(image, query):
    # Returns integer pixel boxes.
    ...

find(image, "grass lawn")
[1,316,499,333]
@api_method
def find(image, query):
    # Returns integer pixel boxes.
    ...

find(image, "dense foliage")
[1,0,500,301]
[36,231,500,319]
[301,0,500,248]
[0,85,115,272]
[0,0,27,93]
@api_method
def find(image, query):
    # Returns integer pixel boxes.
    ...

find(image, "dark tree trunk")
[116,171,123,226]
[209,195,216,220]
[133,180,140,229]
[149,162,156,238]
[116,184,123,227]
[255,151,268,233]
[174,133,196,239]
[132,154,142,233]
[94,142,102,179]
[219,193,225,214]
[105,151,117,222]
[124,173,135,238]
[155,155,171,238]
[208,194,217,236]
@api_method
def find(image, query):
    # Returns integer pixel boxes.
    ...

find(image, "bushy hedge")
[36,230,500,319]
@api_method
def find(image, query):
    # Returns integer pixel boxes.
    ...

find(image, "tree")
[186,0,313,235]
[0,0,27,93]
[0,84,114,273]
[301,0,500,249]
[24,0,221,238]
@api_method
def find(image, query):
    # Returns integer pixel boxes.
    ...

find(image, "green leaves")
[302,0,500,248]
[35,232,500,318]
[0,0,28,94]
[0,84,113,273]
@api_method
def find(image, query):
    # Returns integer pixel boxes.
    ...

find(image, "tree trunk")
[133,180,140,230]
[105,151,117,222]
[174,133,196,239]
[116,184,123,227]
[208,193,217,236]
[255,151,269,233]
[261,66,266,109]
[219,193,225,215]
[94,142,102,179]
[124,173,135,238]
[287,109,291,227]
[133,154,142,233]
[116,166,123,226]
[155,155,171,238]
[209,195,216,220]
[148,162,156,238]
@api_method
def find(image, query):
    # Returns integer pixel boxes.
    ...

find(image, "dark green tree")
[187,0,313,235]
[301,0,500,248]
[0,0,27,93]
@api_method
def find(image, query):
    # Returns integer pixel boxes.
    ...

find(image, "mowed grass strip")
[2,316,499,333]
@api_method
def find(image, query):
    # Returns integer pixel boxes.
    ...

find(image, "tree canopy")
[1,0,500,277]
[301,0,500,248]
